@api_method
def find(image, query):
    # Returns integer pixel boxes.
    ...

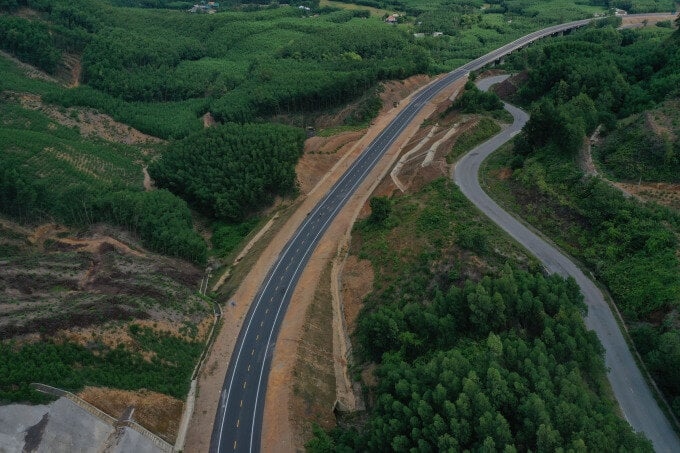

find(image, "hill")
[485,20,680,425]
[0,216,213,441]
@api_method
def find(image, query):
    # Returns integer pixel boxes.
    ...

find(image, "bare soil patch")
[612,182,680,210]
[5,92,164,146]
[1,218,207,341]
[56,316,213,356]
[143,166,154,191]
[340,256,374,335]
[29,222,145,257]
[620,13,678,27]
[78,386,183,443]
[297,130,366,195]
[493,71,528,99]
[496,167,513,180]
[289,264,337,444]
[202,112,217,128]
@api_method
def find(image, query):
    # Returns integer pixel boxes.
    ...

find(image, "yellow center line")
[247,364,251,371]
[256,334,259,340]
[236,419,240,428]
[240,399,243,408]
[265,308,269,314]
[251,349,255,356]
[233,440,237,450]
[243,381,247,389]
[260,321,264,327]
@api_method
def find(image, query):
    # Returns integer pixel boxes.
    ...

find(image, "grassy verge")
[291,263,337,439]
[447,116,501,163]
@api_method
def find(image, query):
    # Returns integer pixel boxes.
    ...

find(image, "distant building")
[385,13,399,24]
[188,2,219,13]
[432,31,443,37]
[298,5,311,11]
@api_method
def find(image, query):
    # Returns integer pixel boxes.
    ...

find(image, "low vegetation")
[596,99,680,182]
[0,101,207,263]
[448,117,501,163]
[0,326,203,403]
[0,218,211,404]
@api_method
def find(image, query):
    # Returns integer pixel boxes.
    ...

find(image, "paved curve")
[209,17,672,453]
[453,75,680,452]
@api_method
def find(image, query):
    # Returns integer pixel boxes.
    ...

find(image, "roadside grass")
[213,197,304,299]
[447,116,501,163]
[354,177,539,300]
[291,263,337,438]
[317,124,368,137]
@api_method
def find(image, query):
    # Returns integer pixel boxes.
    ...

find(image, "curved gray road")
[453,75,680,452]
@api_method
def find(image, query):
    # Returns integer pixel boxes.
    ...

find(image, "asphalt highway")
[208,18,664,453]
[453,75,680,452]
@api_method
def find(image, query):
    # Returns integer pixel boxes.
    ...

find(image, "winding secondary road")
[210,18,677,453]
[453,75,680,452]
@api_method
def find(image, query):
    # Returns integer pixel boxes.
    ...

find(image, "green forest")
[486,21,680,420]
[1,0,679,443]
[149,123,305,221]
[1,0,674,242]
[309,178,651,451]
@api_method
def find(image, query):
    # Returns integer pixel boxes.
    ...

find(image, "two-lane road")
[453,75,680,452]
[209,18,677,453]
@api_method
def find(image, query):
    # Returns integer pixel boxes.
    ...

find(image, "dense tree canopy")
[149,123,305,221]
[0,16,61,73]
[455,80,504,113]
[313,266,651,451]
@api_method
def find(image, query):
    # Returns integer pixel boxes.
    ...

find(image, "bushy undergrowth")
[0,325,203,403]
